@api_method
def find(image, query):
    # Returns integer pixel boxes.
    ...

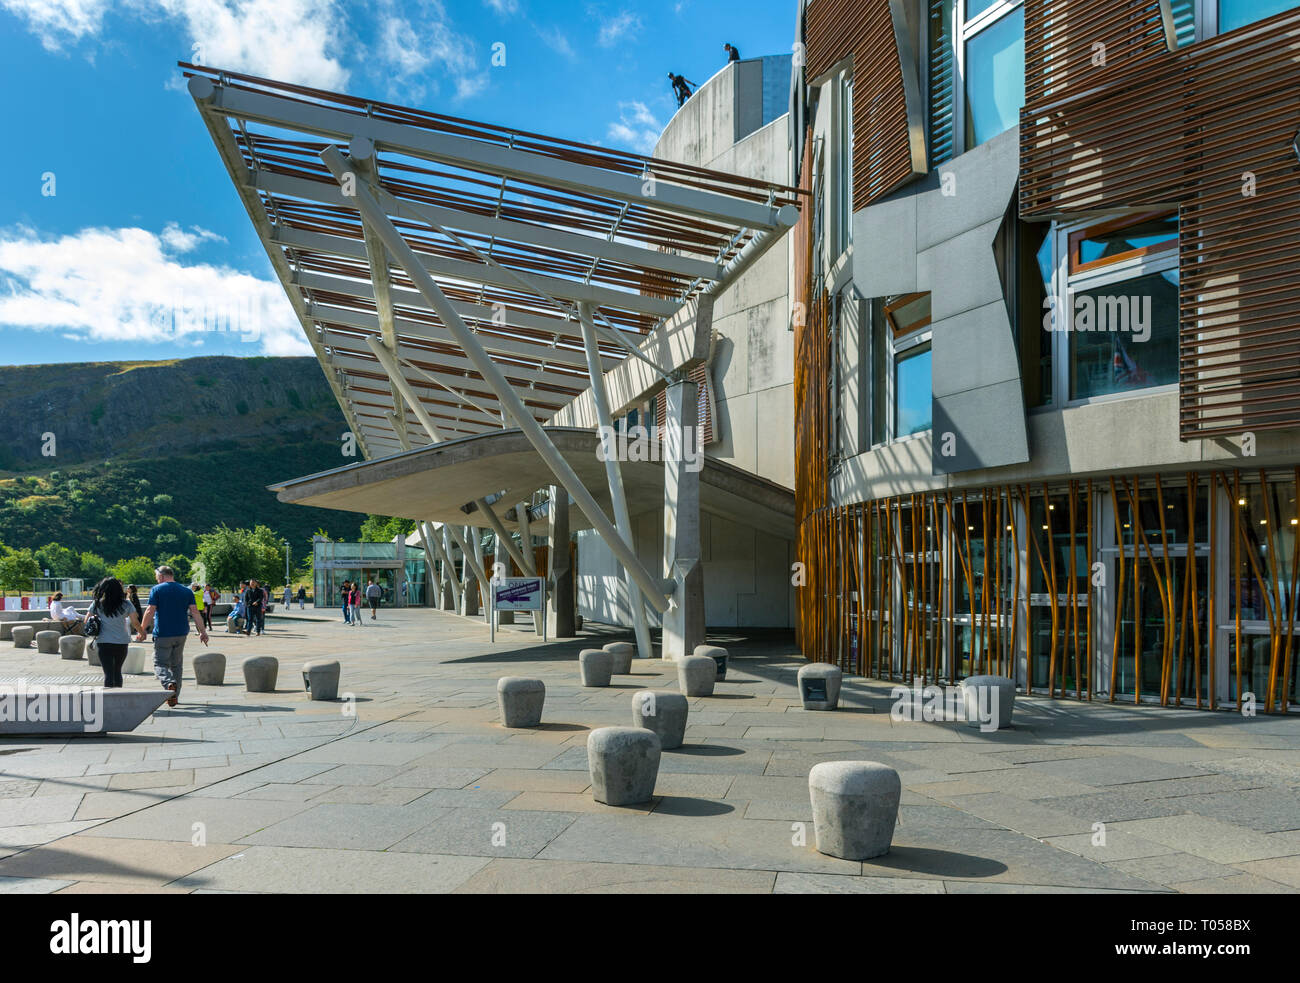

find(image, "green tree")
[165,554,192,582]
[111,556,156,587]
[249,525,288,586]
[79,552,109,584]
[0,548,41,591]
[34,542,78,577]
[360,514,416,542]
[194,525,256,590]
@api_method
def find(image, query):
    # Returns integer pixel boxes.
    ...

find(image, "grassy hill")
[0,356,366,562]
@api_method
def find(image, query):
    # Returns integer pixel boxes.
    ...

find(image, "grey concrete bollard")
[11,626,35,648]
[58,635,85,661]
[193,651,227,685]
[36,630,61,654]
[808,761,901,860]
[604,641,634,674]
[694,644,728,681]
[302,660,341,701]
[87,640,101,667]
[497,676,545,727]
[122,645,147,675]
[797,663,843,710]
[588,726,662,805]
[579,648,613,687]
[677,654,716,697]
[631,690,688,750]
[961,675,1016,730]
[242,656,279,693]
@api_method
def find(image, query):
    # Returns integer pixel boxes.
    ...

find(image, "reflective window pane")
[896,345,932,436]
[1219,0,1300,33]
[1068,270,1180,400]
[964,6,1025,149]
[1076,214,1178,269]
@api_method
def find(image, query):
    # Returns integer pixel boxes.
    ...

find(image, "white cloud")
[482,0,518,14]
[0,225,309,355]
[607,100,661,154]
[537,25,574,60]
[597,9,640,48]
[2,0,348,89]
[377,0,486,104]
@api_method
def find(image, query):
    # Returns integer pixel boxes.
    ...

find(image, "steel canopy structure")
[187,64,801,657]
[184,64,801,455]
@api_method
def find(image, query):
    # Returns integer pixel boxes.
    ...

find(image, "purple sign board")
[493,577,544,611]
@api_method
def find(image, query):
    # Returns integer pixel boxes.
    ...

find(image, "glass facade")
[310,540,428,609]
[1219,0,1300,33]
[963,5,1025,150]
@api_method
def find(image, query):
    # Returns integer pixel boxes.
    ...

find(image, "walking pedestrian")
[127,584,144,621]
[366,578,382,620]
[192,583,209,633]
[87,577,141,689]
[297,585,307,610]
[243,578,266,636]
[340,580,352,624]
[136,565,207,707]
[283,585,291,607]
[350,582,364,627]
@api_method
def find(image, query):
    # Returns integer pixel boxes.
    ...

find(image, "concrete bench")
[242,656,279,692]
[59,636,85,661]
[497,677,545,727]
[631,690,688,750]
[193,651,226,685]
[797,663,842,711]
[36,630,62,654]
[0,686,169,735]
[11,625,35,648]
[604,641,634,674]
[588,726,661,806]
[677,654,716,697]
[302,660,341,701]
[579,648,613,687]
[808,761,901,860]
[694,644,728,681]
[961,675,1016,731]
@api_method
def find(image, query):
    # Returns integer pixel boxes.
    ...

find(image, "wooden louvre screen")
[653,363,716,445]
[804,0,921,208]
[1020,2,1300,438]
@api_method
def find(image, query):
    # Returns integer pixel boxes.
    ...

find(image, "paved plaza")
[0,609,1298,894]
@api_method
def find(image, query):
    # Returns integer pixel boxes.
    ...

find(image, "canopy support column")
[661,376,705,661]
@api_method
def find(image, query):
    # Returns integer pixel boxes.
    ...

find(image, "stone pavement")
[1,609,1298,894]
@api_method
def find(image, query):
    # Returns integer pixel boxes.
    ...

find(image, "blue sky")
[0,0,796,366]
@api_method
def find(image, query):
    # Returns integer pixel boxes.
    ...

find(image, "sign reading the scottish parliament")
[493,578,545,612]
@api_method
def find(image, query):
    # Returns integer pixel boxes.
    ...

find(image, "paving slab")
[773,872,945,894]
[454,859,775,893]
[0,835,241,886]
[171,845,490,893]
[239,802,448,850]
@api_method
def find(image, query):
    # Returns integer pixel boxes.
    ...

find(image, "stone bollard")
[588,726,662,806]
[961,675,1016,731]
[797,663,843,711]
[193,651,227,685]
[604,641,634,674]
[579,648,613,687]
[87,640,101,667]
[36,630,61,655]
[122,645,147,675]
[497,677,545,728]
[302,660,341,701]
[808,761,901,860]
[242,656,279,693]
[630,690,688,750]
[677,654,716,697]
[11,626,34,648]
[694,644,728,681]
[58,635,85,661]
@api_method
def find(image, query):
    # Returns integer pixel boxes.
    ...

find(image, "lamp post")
[284,540,291,590]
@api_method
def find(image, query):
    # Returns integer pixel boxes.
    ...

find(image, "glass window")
[837,73,853,254]
[966,0,1003,18]
[1219,0,1300,33]
[1070,213,1178,275]
[896,344,933,436]
[1068,270,1180,400]
[964,5,1025,150]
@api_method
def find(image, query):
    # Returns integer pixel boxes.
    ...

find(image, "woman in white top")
[48,592,82,633]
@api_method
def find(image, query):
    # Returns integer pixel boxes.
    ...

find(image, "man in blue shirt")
[137,565,208,707]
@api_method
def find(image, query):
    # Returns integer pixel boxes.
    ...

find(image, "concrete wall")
[577,511,796,629]
[655,60,795,491]
[576,57,798,631]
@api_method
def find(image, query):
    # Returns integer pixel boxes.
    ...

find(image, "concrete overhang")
[269,427,795,537]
